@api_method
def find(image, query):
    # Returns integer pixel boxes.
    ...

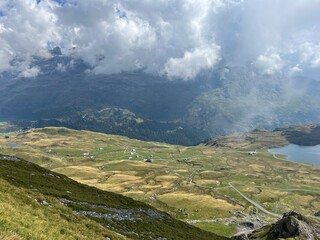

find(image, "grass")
[157,192,240,219]
[0,232,23,240]
[0,155,227,240]
[0,126,319,237]
[192,222,237,238]
[0,178,115,240]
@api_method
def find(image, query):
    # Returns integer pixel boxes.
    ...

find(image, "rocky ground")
[232,211,320,240]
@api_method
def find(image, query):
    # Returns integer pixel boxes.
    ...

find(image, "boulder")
[269,211,303,238]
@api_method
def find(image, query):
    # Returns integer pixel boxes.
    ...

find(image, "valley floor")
[0,127,319,237]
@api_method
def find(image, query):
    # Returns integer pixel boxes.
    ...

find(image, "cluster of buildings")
[128,149,153,163]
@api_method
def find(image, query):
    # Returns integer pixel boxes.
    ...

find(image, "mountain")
[203,124,320,149]
[13,107,206,146]
[0,55,208,145]
[0,153,227,240]
[1,53,320,145]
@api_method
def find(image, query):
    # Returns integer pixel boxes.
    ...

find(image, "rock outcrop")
[268,211,303,238]
[232,211,320,240]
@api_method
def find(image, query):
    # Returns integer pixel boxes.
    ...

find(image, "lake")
[8,142,20,148]
[269,144,320,166]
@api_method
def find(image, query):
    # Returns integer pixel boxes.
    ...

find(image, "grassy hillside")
[0,153,226,240]
[0,126,319,238]
[0,161,121,239]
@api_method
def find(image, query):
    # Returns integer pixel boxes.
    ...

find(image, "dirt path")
[228,183,281,218]
[272,153,284,161]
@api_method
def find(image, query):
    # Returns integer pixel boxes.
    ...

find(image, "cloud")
[0,0,60,75]
[254,49,284,75]
[163,44,221,80]
[19,66,41,78]
[0,0,319,80]
[289,65,302,75]
[299,43,320,69]
[0,0,228,78]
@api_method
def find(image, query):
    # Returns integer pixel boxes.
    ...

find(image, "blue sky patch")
[55,0,67,6]
[37,0,66,5]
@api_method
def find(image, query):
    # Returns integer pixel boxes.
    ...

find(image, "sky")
[0,0,320,80]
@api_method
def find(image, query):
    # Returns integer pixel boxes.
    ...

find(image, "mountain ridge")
[203,124,320,149]
[1,55,320,145]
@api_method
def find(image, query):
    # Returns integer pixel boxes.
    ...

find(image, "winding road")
[228,182,281,218]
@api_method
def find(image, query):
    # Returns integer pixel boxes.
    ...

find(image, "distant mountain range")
[203,124,320,148]
[1,51,320,145]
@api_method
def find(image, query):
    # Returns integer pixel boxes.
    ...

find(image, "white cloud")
[289,65,302,75]
[308,45,320,69]
[163,44,221,80]
[0,0,60,76]
[56,63,66,72]
[254,49,284,75]
[0,0,320,80]
[19,66,40,78]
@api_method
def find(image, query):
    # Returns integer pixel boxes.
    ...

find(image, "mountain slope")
[0,154,227,240]
[203,124,320,149]
[14,107,206,146]
[1,55,320,145]
[0,159,121,240]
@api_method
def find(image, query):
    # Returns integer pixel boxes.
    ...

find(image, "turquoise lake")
[269,144,320,166]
